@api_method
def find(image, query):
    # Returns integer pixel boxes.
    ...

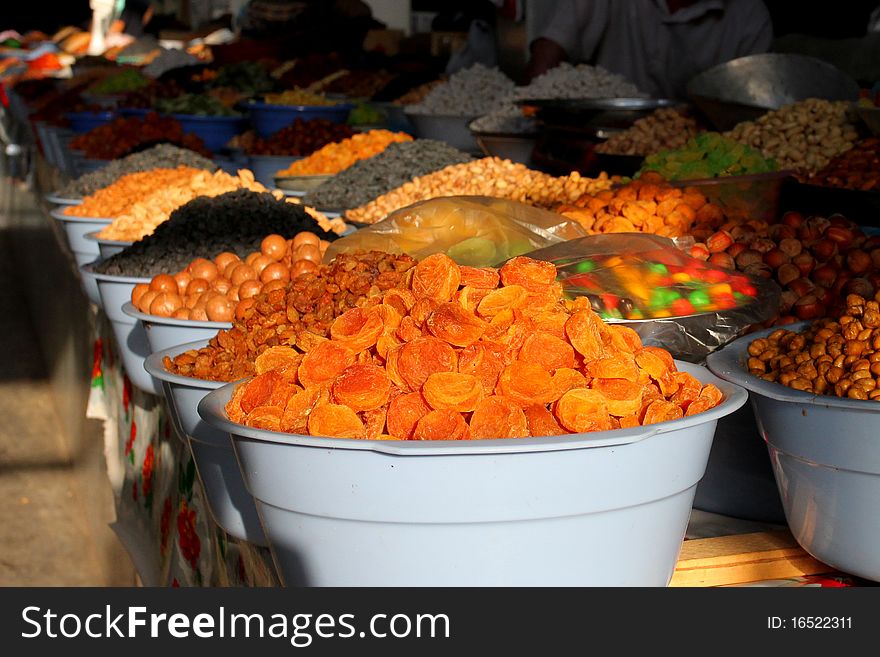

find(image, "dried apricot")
[518,331,575,371]
[565,310,605,360]
[410,297,439,327]
[411,253,461,302]
[476,285,527,318]
[225,381,249,424]
[458,343,505,392]
[634,347,670,382]
[330,307,384,353]
[308,403,366,439]
[361,406,387,439]
[375,304,401,333]
[384,344,409,391]
[459,265,500,289]
[332,363,391,411]
[456,286,491,313]
[549,367,588,401]
[426,302,488,347]
[397,336,458,390]
[554,388,613,433]
[670,371,703,409]
[532,309,569,338]
[396,316,423,342]
[413,409,470,441]
[296,330,328,353]
[641,346,675,373]
[298,341,356,388]
[585,355,640,382]
[469,396,529,439]
[254,346,303,376]
[386,392,431,440]
[496,362,555,406]
[499,256,557,293]
[240,371,283,414]
[590,379,644,417]
[611,325,643,352]
[698,383,723,406]
[422,372,484,412]
[523,404,565,437]
[244,405,283,431]
[685,398,715,417]
[376,333,402,359]
[618,414,641,429]
[280,385,323,434]
[642,399,683,425]
[383,289,415,317]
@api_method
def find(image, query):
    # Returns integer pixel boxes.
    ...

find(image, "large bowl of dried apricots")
[707,295,880,582]
[198,253,747,585]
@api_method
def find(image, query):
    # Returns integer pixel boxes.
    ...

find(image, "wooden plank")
[670,530,832,587]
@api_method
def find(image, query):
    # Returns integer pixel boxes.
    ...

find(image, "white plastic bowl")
[84,230,132,259]
[83,263,159,395]
[707,323,880,582]
[78,257,104,307]
[50,208,112,264]
[122,302,230,353]
[144,340,267,546]
[45,193,83,206]
[199,361,746,586]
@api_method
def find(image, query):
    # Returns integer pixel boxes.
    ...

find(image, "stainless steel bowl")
[687,53,859,130]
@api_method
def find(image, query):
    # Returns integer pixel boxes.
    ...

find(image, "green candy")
[647,263,668,275]
[576,259,596,273]
[688,290,710,307]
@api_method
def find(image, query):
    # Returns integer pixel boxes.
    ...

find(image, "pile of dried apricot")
[223,253,724,439]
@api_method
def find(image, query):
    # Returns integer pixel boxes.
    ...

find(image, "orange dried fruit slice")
[642,399,683,426]
[476,285,527,318]
[518,331,575,371]
[565,309,605,360]
[308,403,366,439]
[244,405,283,431]
[410,297,439,327]
[456,286,491,313]
[532,309,569,338]
[386,392,431,440]
[361,406,387,439]
[590,378,644,417]
[412,409,470,441]
[254,346,303,376]
[411,253,461,302]
[499,256,557,293]
[634,347,670,382]
[225,381,249,424]
[698,383,723,406]
[422,372,484,412]
[618,414,641,429]
[685,398,716,417]
[376,333,402,360]
[395,315,423,342]
[496,362,555,407]
[375,304,401,333]
[397,336,458,390]
[239,371,282,414]
[642,346,675,373]
[549,367,588,401]
[669,371,703,409]
[469,396,529,439]
[296,330,328,353]
[383,289,416,316]
[280,385,323,434]
[425,302,488,347]
[554,388,613,433]
[585,355,640,382]
[523,404,565,437]
[332,363,391,412]
[298,341,356,388]
[611,325,643,353]
[330,307,384,353]
[384,344,409,391]
[458,342,505,393]
[459,265,500,289]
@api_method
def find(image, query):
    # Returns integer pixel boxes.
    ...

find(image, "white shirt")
[535,0,773,98]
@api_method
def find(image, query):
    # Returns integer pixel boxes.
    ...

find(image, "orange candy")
[469,396,529,439]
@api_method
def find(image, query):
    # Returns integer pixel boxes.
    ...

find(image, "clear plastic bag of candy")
[524,233,781,361]
[324,196,587,267]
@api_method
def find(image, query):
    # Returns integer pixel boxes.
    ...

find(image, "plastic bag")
[324,196,587,267]
[524,233,781,362]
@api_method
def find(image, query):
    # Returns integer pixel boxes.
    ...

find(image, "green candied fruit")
[636,132,777,180]
[647,262,668,275]
[688,289,710,307]
[576,259,596,273]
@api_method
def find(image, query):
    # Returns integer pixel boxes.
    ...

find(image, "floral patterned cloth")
[87,314,278,587]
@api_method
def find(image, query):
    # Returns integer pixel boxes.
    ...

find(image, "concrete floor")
[0,209,133,585]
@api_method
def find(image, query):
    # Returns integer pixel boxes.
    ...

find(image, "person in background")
[526,0,773,98]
